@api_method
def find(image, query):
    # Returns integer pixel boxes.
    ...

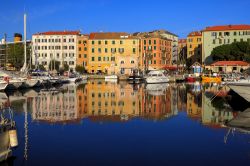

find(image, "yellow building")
[187,31,202,64]
[87,32,140,74]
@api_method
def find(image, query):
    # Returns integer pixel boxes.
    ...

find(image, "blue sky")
[0,0,250,40]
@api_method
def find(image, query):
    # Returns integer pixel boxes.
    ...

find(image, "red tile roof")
[89,32,135,39]
[210,61,250,66]
[188,31,202,37]
[33,31,80,36]
[203,25,250,32]
[178,39,187,43]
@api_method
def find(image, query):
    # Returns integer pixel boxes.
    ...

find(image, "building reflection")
[186,82,234,128]
[29,84,80,123]
[2,81,238,127]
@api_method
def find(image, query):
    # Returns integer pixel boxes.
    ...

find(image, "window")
[98,57,101,61]
[224,32,230,36]
[79,47,81,51]
[154,60,156,64]
[78,40,81,44]
[149,40,152,45]
[219,32,222,36]
[154,46,156,50]
[197,38,201,42]
[234,39,237,42]
[91,57,95,61]
[84,47,87,51]
[121,61,124,64]
[92,41,95,45]
[189,45,192,48]
[133,40,136,44]
[120,40,123,44]
[111,57,115,61]
[79,54,81,58]
[154,40,156,44]
[105,48,108,53]
[92,48,95,53]
[105,41,108,45]
[98,48,101,53]
[133,48,136,53]
[98,41,101,45]
[111,48,116,53]
[84,54,87,58]
[240,38,243,42]
[112,41,115,44]
[131,60,135,64]
[213,39,216,44]
[247,38,250,42]
[234,32,237,36]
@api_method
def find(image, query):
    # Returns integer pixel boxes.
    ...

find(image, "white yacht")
[145,70,169,84]
[105,75,118,81]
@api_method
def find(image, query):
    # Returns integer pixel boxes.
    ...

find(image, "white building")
[202,25,250,64]
[32,31,80,71]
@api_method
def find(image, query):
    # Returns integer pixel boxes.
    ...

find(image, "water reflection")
[1,80,250,165]
[2,81,249,127]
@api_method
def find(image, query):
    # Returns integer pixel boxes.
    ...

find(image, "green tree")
[7,43,31,70]
[75,65,86,74]
[211,41,250,62]
[49,60,60,72]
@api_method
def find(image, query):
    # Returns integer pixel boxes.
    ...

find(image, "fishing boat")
[185,74,196,83]
[145,70,169,84]
[202,74,222,83]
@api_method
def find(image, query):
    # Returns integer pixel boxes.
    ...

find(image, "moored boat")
[145,70,169,84]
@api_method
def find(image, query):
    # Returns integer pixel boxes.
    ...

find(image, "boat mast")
[21,13,27,73]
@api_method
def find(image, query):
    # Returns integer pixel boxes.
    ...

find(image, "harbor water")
[1,80,250,166]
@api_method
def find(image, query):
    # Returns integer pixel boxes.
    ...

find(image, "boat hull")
[0,82,8,91]
[228,85,250,102]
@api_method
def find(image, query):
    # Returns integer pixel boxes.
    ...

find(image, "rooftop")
[203,25,250,32]
[210,61,250,66]
[178,39,187,43]
[89,32,136,40]
[188,31,202,37]
[33,31,80,36]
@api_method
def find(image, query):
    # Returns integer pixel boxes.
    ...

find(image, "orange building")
[77,34,89,68]
[134,32,172,71]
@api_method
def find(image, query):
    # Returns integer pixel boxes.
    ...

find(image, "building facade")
[202,25,250,64]
[77,34,89,68]
[187,31,202,64]
[178,39,187,65]
[134,31,172,71]
[32,31,80,71]
[87,32,140,74]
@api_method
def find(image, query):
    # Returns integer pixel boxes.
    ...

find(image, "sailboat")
[20,13,40,88]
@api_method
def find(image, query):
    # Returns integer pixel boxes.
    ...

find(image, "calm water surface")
[1,80,250,166]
